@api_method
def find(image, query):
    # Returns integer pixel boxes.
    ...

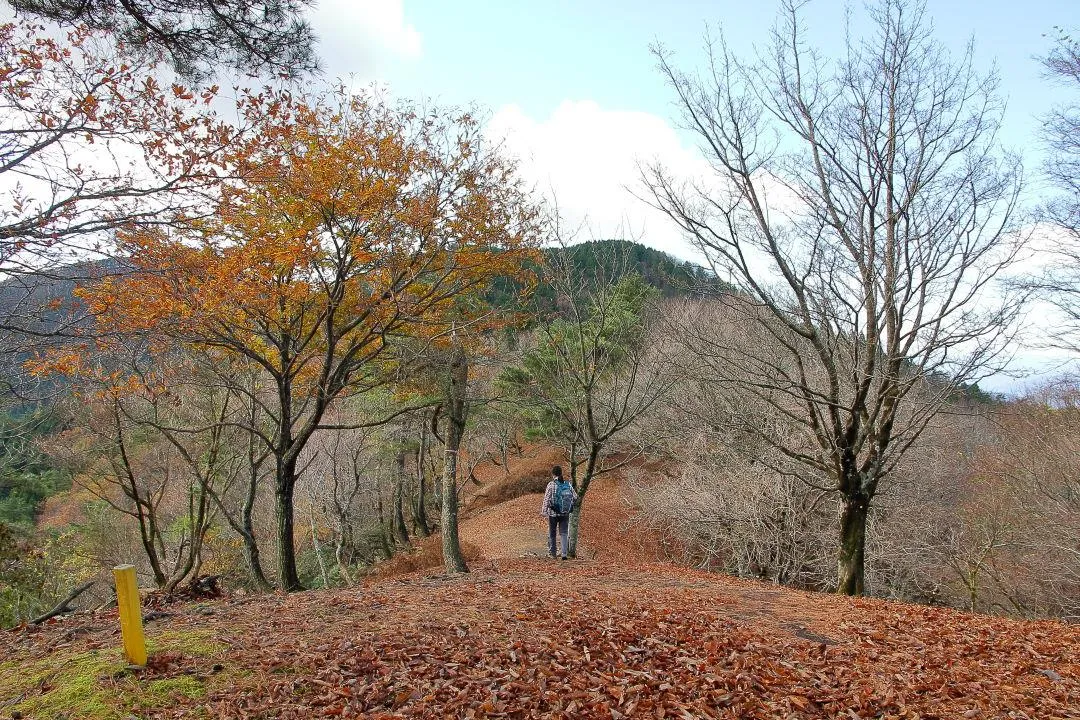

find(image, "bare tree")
[960,383,1080,619]
[1042,29,1080,236]
[1026,30,1080,353]
[304,423,386,585]
[642,0,1024,595]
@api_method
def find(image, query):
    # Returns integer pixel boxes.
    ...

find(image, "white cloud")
[487,100,709,261]
[311,0,422,79]
[487,99,1079,392]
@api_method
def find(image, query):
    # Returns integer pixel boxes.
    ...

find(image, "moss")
[148,628,228,657]
[0,629,225,719]
[0,649,120,719]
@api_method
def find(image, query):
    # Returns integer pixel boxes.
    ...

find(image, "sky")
[303,0,1078,392]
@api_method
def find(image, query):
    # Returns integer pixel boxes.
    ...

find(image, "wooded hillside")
[2,1,1079,716]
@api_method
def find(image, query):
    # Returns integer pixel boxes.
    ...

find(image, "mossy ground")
[0,630,226,719]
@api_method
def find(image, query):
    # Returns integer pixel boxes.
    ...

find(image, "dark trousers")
[548,514,569,558]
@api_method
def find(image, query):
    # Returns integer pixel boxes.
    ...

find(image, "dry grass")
[469,472,549,511]
[375,533,482,578]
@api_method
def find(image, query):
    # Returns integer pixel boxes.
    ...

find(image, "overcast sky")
[305,0,1078,392]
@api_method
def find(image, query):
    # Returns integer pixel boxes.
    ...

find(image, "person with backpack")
[541,465,578,560]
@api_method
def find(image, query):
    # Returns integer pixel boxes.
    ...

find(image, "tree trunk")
[241,464,272,590]
[414,442,431,538]
[392,448,410,546]
[567,443,601,559]
[275,456,304,591]
[836,493,869,596]
[164,482,209,593]
[441,346,469,574]
[243,528,272,591]
[567,504,582,558]
[235,391,272,590]
[136,510,167,588]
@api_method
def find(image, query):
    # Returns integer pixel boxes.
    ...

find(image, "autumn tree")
[82,89,542,590]
[500,248,674,558]
[643,0,1024,595]
[0,19,237,398]
[9,0,317,81]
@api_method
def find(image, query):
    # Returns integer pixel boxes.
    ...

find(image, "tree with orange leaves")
[0,19,236,386]
[80,89,543,590]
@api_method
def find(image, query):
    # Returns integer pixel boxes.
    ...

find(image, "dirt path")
[460,472,851,642]
[462,471,665,563]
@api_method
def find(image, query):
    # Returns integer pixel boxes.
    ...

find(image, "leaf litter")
[3,474,1078,718]
[3,558,1076,719]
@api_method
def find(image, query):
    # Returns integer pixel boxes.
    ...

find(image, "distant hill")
[486,239,729,313]
[550,239,723,297]
[0,258,128,406]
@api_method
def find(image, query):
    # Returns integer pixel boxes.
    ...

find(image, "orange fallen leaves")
[4,558,1076,719]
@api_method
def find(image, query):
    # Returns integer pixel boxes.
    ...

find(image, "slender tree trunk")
[392,448,410,546]
[136,508,167,588]
[275,455,303,591]
[414,442,431,538]
[241,463,272,590]
[203,471,271,590]
[242,529,271,590]
[165,482,210,592]
[236,388,273,590]
[441,346,469,574]
[567,443,601,558]
[836,493,869,596]
[114,415,167,587]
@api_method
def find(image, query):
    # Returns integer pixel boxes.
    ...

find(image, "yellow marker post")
[112,564,147,667]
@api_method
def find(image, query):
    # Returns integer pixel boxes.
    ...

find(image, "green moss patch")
[0,630,225,719]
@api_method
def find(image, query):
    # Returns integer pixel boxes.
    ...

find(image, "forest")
[0,0,1078,650]
[4,1,1080,717]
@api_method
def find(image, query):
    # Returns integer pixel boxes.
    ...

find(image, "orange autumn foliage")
[66,87,544,590]
[82,89,541,392]
[0,19,234,261]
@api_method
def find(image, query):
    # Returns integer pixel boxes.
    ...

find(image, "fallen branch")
[30,580,95,624]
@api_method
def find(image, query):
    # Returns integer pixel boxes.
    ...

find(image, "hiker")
[541,465,578,560]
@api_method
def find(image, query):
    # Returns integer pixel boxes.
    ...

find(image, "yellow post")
[113,564,147,666]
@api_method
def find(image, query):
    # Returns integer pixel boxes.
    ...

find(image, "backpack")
[553,479,575,516]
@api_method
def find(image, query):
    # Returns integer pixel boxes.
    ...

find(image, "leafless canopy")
[1026,29,1080,353]
[642,0,1025,594]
